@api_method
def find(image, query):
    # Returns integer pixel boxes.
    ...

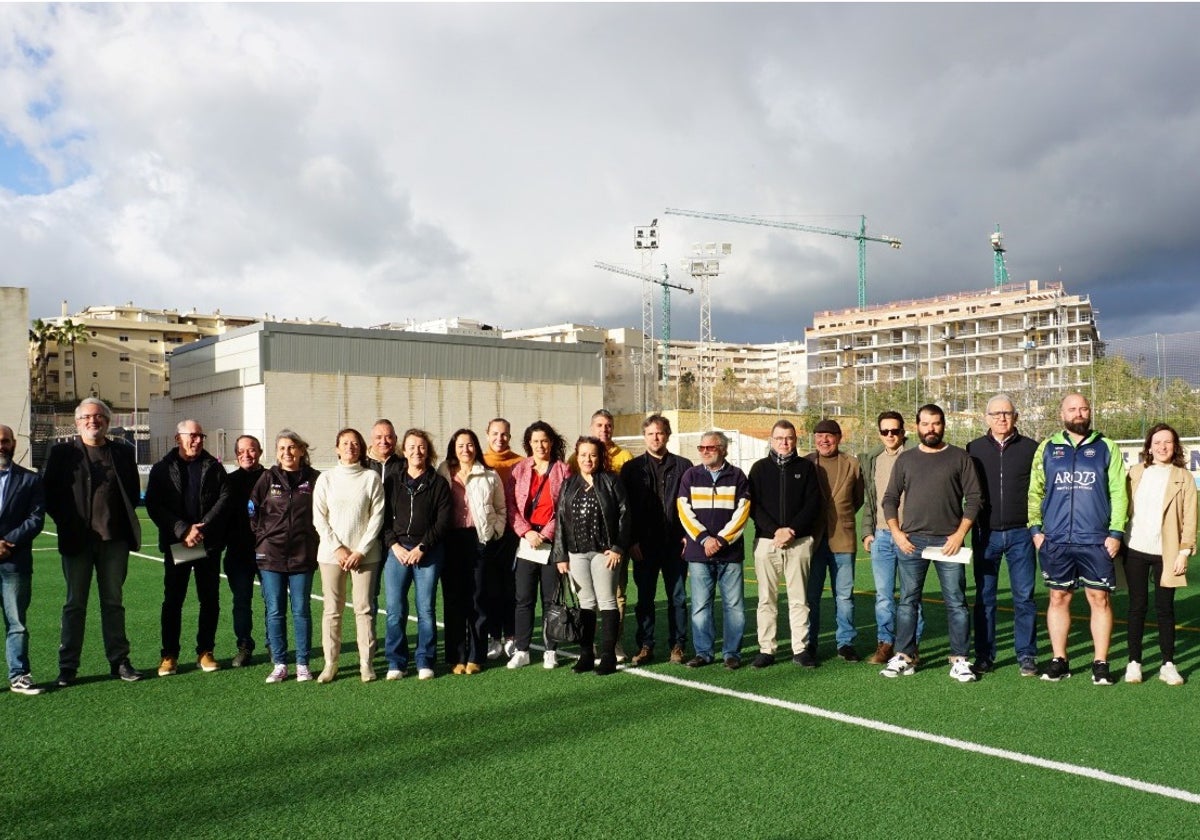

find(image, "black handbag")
[543,572,582,645]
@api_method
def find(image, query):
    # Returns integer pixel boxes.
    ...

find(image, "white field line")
[618,665,1200,805]
[42,531,1200,804]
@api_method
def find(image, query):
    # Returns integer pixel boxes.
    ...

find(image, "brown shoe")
[452,663,467,675]
[197,652,220,672]
[631,645,654,666]
[669,645,685,665]
[867,642,894,665]
[157,656,178,677]
[464,662,482,675]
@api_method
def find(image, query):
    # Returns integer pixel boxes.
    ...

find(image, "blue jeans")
[1,568,32,681]
[871,528,924,645]
[973,527,1037,661]
[260,569,314,666]
[688,561,744,661]
[384,544,443,671]
[59,539,132,670]
[896,535,969,658]
[805,539,856,650]
[633,542,688,650]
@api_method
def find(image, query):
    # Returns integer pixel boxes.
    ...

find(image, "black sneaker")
[1041,657,1071,682]
[837,645,861,663]
[723,656,741,671]
[685,655,712,668]
[112,660,143,682]
[1091,659,1115,686]
[55,669,76,688]
[972,659,995,675]
[793,649,818,669]
[9,674,45,696]
[751,652,776,669]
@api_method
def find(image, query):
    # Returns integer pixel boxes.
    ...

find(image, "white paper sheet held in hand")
[920,546,972,564]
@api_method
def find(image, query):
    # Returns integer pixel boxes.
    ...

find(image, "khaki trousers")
[319,562,379,671]
[754,536,814,654]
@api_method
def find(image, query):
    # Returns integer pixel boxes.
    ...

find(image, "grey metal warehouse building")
[149,322,604,465]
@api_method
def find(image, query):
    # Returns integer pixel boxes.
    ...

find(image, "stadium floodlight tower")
[991,224,1011,289]
[683,242,732,432]
[634,220,659,411]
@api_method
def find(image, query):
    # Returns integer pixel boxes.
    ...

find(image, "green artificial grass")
[4,514,1199,838]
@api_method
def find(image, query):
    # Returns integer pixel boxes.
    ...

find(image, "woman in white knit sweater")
[312,428,385,683]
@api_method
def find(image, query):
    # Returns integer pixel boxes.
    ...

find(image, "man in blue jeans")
[860,411,923,666]
[678,431,751,670]
[966,395,1039,677]
[880,404,983,682]
[0,423,47,695]
[805,419,864,663]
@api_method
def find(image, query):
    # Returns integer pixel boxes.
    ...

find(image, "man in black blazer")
[41,398,143,686]
[0,424,46,694]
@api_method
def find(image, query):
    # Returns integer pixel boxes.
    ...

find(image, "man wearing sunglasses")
[966,395,1039,677]
[860,411,923,666]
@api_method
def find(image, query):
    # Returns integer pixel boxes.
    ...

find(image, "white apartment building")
[805,280,1100,413]
[503,323,806,414]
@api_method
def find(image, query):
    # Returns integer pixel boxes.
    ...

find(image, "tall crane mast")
[664,207,901,307]
[593,261,693,409]
[991,224,1011,289]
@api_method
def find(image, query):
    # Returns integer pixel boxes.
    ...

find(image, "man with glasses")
[42,398,144,685]
[678,431,751,669]
[145,420,231,676]
[748,420,821,668]
[966,395,1039,677]
[804,419,865,663]
[860,411,923,665]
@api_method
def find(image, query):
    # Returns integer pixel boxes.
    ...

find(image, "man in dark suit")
[41,398,144,686]
[0,424,47,695]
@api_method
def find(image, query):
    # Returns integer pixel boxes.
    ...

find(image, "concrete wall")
[0,288,31,466]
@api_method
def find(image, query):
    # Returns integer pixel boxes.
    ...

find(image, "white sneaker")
[1125,661,1143,684]
[543,650,558,670]
[503,638,516,658]
[486,638,504,660]
[1159,661,1184,686]
[880,654,915,678]
[948,658,978,683]
[265,664,288,684]
[295,665,313,682]
[385,669,405,681]
[615,642,627,664]
[506,650,531,669]
[417,668,435,680]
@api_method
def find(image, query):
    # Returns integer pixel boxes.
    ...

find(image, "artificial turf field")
[5,512,1200,838]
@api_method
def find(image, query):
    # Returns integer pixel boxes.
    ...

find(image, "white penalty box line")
[620,666,1200,805]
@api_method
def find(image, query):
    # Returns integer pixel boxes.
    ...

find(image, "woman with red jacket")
[505,421,571,670]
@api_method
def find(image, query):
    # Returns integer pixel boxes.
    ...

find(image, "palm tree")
[28,318,58,402]
[55,319,89,401]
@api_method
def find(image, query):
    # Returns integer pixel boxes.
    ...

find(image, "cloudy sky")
[3,3,1198,343]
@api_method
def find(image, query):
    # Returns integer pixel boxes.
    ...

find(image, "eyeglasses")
[878,428,903,436]
[77,414,107,423]
[987,411,1015,418]
[182,433,207,440]
[697,445,719,453]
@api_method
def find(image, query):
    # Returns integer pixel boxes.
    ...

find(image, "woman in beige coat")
[1123,423,1195,686]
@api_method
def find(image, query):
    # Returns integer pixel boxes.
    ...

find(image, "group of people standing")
[1,394,1192,695]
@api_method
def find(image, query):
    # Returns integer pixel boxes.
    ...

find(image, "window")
[118,335,129,342]
[119,353,129,362]
[92,372,98,378]
[149,337,159,343]
[119,392,131,403]
[148,355,159,363]
[119,372,130,383]
[149,374,161,383]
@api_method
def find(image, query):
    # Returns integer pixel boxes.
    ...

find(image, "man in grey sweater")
[879,404,983,682]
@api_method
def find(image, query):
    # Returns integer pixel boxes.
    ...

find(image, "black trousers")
[161,547,221,658]
[1124,547,1177,662]
[514,557,561,652]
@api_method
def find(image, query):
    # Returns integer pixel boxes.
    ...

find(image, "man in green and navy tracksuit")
[1028,393,1128,685]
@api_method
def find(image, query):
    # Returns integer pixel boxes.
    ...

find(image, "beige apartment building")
[805,280,1100,414]
[32,304,271,413]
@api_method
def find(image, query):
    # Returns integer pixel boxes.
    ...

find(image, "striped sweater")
[677,462,751,563]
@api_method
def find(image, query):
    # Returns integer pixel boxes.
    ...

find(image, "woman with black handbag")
[550,436,631,675]
[506,421,572,670]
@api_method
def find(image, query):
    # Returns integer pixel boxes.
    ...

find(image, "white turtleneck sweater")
[312,462,385,566]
